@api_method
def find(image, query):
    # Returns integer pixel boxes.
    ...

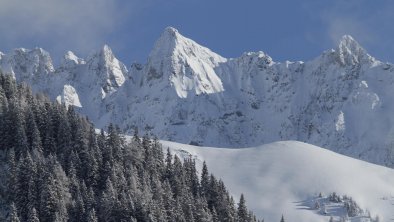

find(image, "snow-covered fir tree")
[0,72,261,222]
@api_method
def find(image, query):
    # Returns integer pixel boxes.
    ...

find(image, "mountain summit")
[336,35,375,65]
[0,47,54,83]
[1,28,394,167]
[146,26,226,98]
[86,44,127,93]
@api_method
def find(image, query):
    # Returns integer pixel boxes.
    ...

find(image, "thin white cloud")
[319,0,394,56]
[0,0,132,59]
[325,17,376,46]
[300,0,394,62]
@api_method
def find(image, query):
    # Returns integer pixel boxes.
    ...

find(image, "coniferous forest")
[0,72,261,221]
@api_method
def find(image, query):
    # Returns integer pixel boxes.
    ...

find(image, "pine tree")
[6,148,18,203]
[55,108,72,167]
[85,127,99,188]
[171,155,184,197]
[194,196,212,222]
[238,194,249,222]
[0,85,8,150]
[280,215,285,222]
[98,178,116,221]
[86,208,98,222]
[207,174,219,212]
[185,203,195,222]
[107,124,123,161]
[164,148,173,180]
[184,157,199,197]
[27,207,40,222]
[228,196,237,222]
[39,156,70,222]
[15,152,37,221]
[39,173,58,221]
[174,197,186,222]
[85,186,96,213]
[162,180,175,221]
[7,99,28,155]
[70,189,85,222]
[8,202,20,222]
[200,161,209,197]
[133,127,140,144]
[211,206,219,222]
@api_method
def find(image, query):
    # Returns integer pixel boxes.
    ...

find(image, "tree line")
[0,72,262,221]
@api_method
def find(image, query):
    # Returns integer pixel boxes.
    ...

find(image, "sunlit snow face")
[164,140,394,222]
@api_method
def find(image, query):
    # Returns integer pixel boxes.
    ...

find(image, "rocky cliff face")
[1,27,394,166]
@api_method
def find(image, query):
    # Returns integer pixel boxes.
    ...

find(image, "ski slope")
[162,140,394,222]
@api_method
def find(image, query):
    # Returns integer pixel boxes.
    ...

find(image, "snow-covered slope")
[2,27,394,167]
[142,27,226,98]
[163,140,394,222]
[0,45,128,123]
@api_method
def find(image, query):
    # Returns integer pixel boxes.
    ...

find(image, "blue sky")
[1,0,393,65]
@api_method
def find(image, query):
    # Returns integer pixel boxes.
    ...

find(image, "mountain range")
[1,27,394,167]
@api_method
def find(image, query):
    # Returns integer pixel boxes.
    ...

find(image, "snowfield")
[163,140,394,222]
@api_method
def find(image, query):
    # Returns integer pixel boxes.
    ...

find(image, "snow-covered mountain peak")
[339,35,357,46]
[148,26,227,67]
[32,47,47,55]
[164,26,180,37]
[336,35,374,65]
[148,27,183,61]
[99,44,115,60]
[13,48,27,53]
[87,44,116,63]
[238,51,274,65]
[85,44,127,93]
[61,51,84,68]
[241,51,268,58]
[64,51,79,61]
[146,27,227,98]
[0,47,55,81]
